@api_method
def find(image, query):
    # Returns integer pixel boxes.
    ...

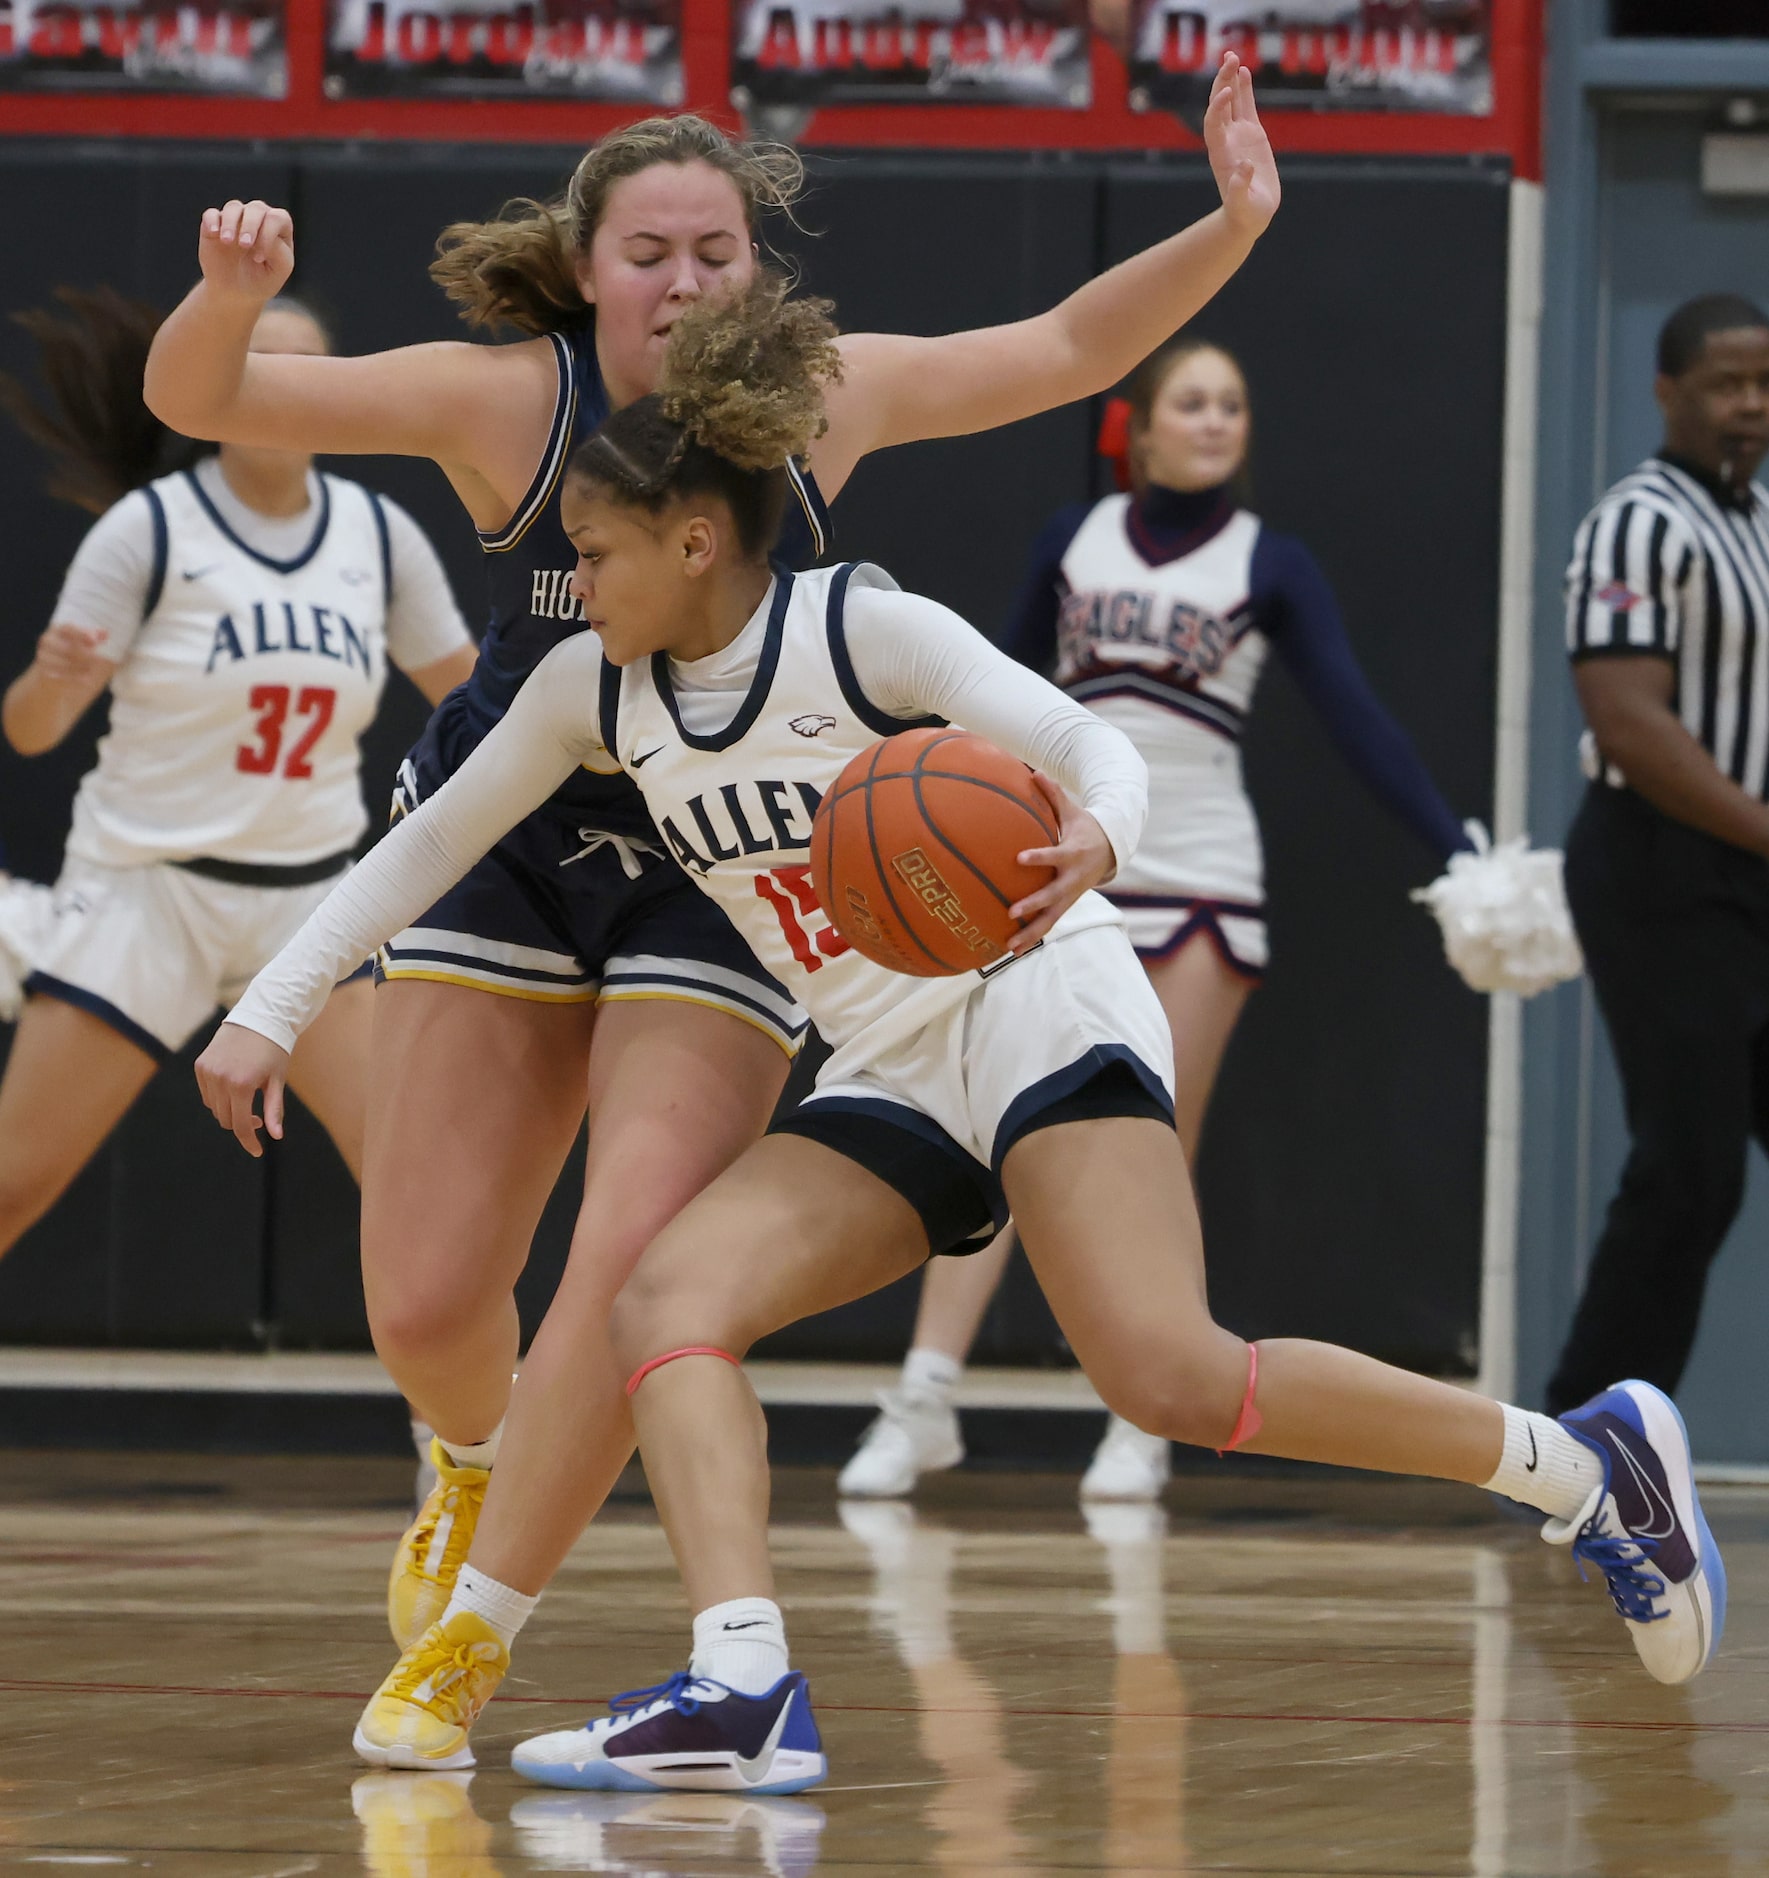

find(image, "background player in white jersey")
[0,289,475,1261]
[143,61,1283,1658]
[196,282,1724,1786]
[843,334,1475,1504]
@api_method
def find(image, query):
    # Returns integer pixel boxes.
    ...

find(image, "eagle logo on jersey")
[789,714,837,738]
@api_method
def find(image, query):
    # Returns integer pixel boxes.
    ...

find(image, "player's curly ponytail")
[567,271,841,559]
[431,114,806,337]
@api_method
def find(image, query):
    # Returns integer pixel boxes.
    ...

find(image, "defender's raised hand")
[1205,53,1280,240]
[197,199,295,305]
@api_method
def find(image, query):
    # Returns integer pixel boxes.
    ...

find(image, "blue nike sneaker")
[511,1670,827,1795]
[1545,1380,1726,1684]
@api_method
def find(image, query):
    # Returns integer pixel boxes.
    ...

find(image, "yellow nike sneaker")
[353,1612,509,1771]
[388,1438,489,1649]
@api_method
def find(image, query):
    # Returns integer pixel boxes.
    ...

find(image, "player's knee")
[608,1262,744,1377]
[368,1284,480,1365]
[1095,1335,1246,1449]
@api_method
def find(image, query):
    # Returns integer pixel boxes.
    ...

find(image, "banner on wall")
[731,0,1091,109]
[0,0,285,91]
[1126,2,1491,115]
[325,0,682,100]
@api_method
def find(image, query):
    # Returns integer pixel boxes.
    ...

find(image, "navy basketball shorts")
[772,919,1176,1255]
[376,720,805,1057]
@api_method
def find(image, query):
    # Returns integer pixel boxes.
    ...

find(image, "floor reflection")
[1,1452,1765,1875]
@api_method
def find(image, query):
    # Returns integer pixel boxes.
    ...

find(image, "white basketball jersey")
[1054,494,1269,753]
[67,469,396,869]
[603,563,1117,1056]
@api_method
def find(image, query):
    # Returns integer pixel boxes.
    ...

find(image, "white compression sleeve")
[225,634,608,1052]
[841,584,1149,871]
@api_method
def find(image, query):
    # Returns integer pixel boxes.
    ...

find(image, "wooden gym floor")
[3,1448,1766,1876]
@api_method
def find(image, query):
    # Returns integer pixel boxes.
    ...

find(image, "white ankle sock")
[902,1347,962,1399]
[691,1597,789,1695]
[441,1564,536,1649]
[439,1423,503,1470]
[1483,1404,1602,1520]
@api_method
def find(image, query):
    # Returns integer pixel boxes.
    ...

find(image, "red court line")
[1,1677,1762,1734]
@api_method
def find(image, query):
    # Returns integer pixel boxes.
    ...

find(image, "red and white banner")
[732,0,1091,109]
[0,0,285,91]
[1126,1,1491,116]
[325,0,681,100]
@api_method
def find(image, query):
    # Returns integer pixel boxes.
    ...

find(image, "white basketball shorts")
[26,856,365,1058]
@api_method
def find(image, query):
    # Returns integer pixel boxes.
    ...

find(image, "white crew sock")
[902,1347,962,1399]
[438,1422,503,1471]
[440,1564,537,1650]
[1483,1404,1603,1520]
[691,1597,789,1695]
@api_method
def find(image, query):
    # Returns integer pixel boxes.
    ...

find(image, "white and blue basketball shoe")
[512,1669,827,1795]
[1545,1380,1726,1684]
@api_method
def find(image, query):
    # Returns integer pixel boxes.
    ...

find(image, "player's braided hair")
[431,115,806,338]
[566,271,842,559]
[0,288,328,514]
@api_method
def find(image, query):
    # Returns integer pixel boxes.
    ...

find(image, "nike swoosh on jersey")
[630,746,665,768]
[181,564,222,581]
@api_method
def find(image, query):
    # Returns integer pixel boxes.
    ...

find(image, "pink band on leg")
[625,1345,741,1397]
[1216,1342,1263,1456]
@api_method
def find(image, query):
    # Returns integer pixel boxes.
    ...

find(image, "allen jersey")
[458,315,830,838]
[67,467,400,871]
[598,562,1118,1058]
[1053,492,1267,748]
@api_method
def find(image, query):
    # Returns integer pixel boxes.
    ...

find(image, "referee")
[1549,292,1769,1416]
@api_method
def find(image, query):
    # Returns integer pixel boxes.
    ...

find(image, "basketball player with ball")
[197,279,1725,1791]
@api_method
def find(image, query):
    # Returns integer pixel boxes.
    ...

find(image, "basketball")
[810,727,1060,976]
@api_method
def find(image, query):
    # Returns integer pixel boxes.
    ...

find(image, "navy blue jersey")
[445,316,831,833]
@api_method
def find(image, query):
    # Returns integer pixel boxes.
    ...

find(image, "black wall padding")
[0,140,1502,1375]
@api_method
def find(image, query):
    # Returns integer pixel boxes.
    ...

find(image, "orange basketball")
[810,727,1060,976]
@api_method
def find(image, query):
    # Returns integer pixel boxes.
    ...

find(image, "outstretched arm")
[815,55,1278,493]
[143,200,553,504]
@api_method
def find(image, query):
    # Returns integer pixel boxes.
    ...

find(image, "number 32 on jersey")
[237,684,337,779]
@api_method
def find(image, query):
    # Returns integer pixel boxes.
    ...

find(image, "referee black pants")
[1547,785,1769,1416]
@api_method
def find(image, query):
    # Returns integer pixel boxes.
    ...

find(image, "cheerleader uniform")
[1003,481,1468,974]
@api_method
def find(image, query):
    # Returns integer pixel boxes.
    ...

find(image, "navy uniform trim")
[183,467,332,575]
[1066,672,1246,739]
[141,483,169,620]
[478,333,576,555]
[824,563,943,737]
[366,487,393,613]
[783,457,829,563]
[991,1044,1174,1174]
[25,972,170,1063]
[653,573,794,752]
[598,651,623,762]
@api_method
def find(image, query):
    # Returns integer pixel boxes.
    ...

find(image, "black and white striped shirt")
[1567,456,1769,796]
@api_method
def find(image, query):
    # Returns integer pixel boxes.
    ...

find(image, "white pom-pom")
[0,875,54,1024]
[1411,821,1584,998]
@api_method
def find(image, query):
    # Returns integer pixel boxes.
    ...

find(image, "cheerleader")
[841,335,1473,1504]
[0,289,474,1260]
[195,282,1723,1787]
